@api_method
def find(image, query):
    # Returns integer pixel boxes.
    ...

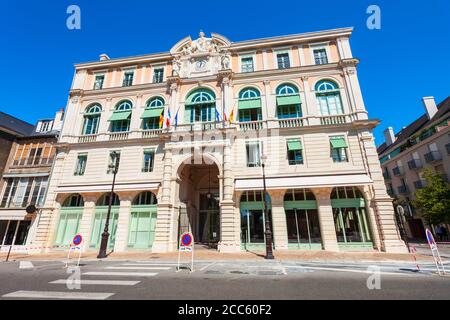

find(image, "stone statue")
[221,54,231,70]
[172,57,181,76]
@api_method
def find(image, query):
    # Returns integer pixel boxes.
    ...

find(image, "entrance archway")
[177,157,220,248]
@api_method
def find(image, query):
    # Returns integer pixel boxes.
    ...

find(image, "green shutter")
[184,106,192,123]
[277,95,301,106]
[330,137,348,148]
[238,98,261,110]
[108,111,132,121]
[287,140,303,151]
[141,108,163,119]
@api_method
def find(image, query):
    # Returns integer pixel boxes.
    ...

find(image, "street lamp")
[97,151,119,259]
[261,154,274,260]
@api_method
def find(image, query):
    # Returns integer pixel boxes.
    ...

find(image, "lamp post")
[261,154,274,260]
[97,151,119,259]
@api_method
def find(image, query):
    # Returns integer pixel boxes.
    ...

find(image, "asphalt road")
[0,259,449,300]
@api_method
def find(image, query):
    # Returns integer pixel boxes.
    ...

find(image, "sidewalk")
[0,248,440,264]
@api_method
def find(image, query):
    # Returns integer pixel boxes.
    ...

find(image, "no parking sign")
[65,234,83,268]
[177,232,194,272]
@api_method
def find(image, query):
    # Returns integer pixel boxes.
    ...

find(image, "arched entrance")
[177,157,221,248]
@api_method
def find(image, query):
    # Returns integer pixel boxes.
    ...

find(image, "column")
[269,190,288,250]
[77,194,97,252]
[218,142,240,252]
[114,193,133,252]
[313,188,339,252]
[360,131,408,253]
[152,147,177,252]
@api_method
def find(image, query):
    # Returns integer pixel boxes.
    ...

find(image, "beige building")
[29,28,407,254]
[377,97,450,239]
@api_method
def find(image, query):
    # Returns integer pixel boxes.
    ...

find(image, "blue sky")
[1,0,449,145]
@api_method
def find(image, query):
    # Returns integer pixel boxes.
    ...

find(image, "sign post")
[65,234,83,268]
[425,229,446,276]
[177,232,194,273]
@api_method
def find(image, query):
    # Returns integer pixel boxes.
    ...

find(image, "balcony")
[238,120,265,131]
[392,166,405,177]
[141,129,164,139]
[413,180,427,190]
[108,132,130,141]
[446,143,450,155]
[407,159,423,170]
[318,114,349,125]
[424,151,442,163]
[397,185,409,195]
[277,118,305,128]
[78,134,98,143]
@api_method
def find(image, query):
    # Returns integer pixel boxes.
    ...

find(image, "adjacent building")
[377,96,450,239]
[0,110,64,250]
[30,28,407,254]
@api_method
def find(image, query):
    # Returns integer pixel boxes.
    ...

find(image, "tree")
[413,168,450,226]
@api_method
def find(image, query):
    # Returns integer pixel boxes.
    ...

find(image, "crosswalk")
[2,262,177,300]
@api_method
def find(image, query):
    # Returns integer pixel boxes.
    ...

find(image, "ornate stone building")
[31,28,407,254]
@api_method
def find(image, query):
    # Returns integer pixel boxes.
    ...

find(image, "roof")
[377,96,450,155]
[0,111,34,137]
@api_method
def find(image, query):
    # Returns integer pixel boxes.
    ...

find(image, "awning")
[56,182,160,194]
[0,209,28,221]
[330,137,348,148]
[108,111,132,122]
[287,140,303,151]
[141,108,163,119]
[235,174,373,191]
[238,98,261,110]
[277,95,301,106]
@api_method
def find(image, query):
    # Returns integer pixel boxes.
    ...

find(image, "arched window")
[109,100,132,132]
[331,187,372,246]
[238,88,262,122]
[276,84,302,119]
[146,97,165,109]
[315,80,344,116]
[133,192,158,205]
[63,194,84,207]
[96,193,120,206]
[276,84,299,96]
[185,88,216,123]
[283,189,321,249]
[82,104,102,135]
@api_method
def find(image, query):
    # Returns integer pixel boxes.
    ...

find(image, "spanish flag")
[159,110,164,128]
[229,109,234,123]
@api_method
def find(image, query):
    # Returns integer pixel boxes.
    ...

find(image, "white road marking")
[83,271,158,277]
[122,263,178,266]
[286,265,412,276]
[2,290,113,300]
[50,279,140,286]
[19,261,34,269]
[106,266,170,270]
[200,262,217,271]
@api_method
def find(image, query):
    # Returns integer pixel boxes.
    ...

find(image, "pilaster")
[114,193,133,252]
[313,188,339,252]
[268,190,288,250]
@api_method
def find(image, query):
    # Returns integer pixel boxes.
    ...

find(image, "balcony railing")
[318,115,348,125]
[397,185,409,195]
[109,132,130,141]
[141,129,163,138]
[238,120,265,131]
[392,166,405,177]
[446,143,450,155]
[78,134,98,143]
[424,151,442,163]
[277,118,305,128]
[407,159,423,170]
[414,180,426,190]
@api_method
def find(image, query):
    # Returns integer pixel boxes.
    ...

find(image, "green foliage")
[413,168,450,224]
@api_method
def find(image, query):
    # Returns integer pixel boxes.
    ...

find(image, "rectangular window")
[0,177,48,208]
[330,136,349,163]
[246,142,262,167]
[111,119,130,132]
[107,151,121,174]
[241,57,254,73]
[153,68,164,83]
[74,154,88,176]
[37,121,52,133]
[142,149,155,173]
[313,48,328,65]
[93,75,105,90]
[277,52,290,69]
[239,108,262,122]
[122,71,134,87]
[287,140,304,165]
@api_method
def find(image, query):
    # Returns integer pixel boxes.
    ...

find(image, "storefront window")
[54,194,84,247]
[240,191,272,246]
[128,192,158,249]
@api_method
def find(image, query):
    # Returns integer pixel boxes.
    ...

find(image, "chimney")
[52,108,65,131]
[422,96,438,119]
[384,127,396,147]
[99,54,110,61]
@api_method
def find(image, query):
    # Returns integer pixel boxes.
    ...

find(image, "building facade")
[31,28,407,254]
[0,110,63,250]
[378,97,450,239]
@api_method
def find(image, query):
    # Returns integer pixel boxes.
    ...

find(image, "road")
[0,259,449,300]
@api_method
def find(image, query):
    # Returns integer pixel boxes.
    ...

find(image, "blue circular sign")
[73,234,83,246]
[181,233,193,247]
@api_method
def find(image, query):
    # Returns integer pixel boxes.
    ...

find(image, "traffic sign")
[72,234,83,246]
[425,228,446,276]
[181,233,193,247]
[177,232,194,272]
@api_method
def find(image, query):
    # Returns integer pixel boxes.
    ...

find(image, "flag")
[215,108,221,122]
[174,110,179,127]
[166,109,172,127]
[229,109,234,123]
[159,110,164,128]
